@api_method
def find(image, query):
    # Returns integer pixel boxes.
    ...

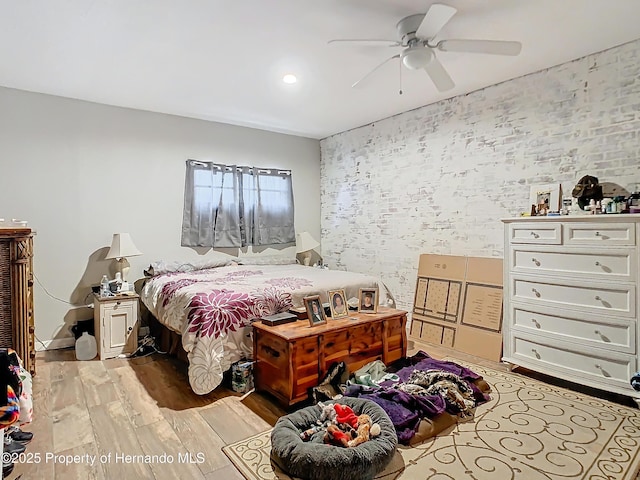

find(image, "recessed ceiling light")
[282,74,297,84]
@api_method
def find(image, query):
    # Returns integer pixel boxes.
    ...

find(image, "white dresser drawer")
[509,223,561,244]
[511,247,635,281]
[511,304,634,353]
[563,222,636,246]
[511,275,636,318]
[511,334,635,390]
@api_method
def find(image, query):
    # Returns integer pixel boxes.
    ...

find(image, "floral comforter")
[141,263,392,394]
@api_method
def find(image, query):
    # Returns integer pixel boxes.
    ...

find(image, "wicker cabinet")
[0,227,35,374]
[253,307,407,407]
[502,215,640,405]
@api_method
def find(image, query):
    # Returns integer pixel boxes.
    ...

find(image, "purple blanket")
[344,351,490,444]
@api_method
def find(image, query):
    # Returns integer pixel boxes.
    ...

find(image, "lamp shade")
[295,232,319,253]
[105,233,142,259]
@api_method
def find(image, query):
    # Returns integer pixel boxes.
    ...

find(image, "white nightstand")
[93,293,139,359]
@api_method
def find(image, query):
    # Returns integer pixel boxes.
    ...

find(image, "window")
[181,160,295,248]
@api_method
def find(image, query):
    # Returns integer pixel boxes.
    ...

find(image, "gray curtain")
[181,160,294,247]
[253,169,295,245]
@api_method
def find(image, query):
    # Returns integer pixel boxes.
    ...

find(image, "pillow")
[145,256,236,276]
[236,255,297,266]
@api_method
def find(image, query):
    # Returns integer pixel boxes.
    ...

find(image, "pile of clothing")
[312,351,491,444]
[1,348,34,477]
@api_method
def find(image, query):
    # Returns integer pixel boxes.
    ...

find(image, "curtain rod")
[188,160,291,175]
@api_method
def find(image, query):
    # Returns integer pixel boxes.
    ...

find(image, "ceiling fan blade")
[352,54,401,88]
[424,56,455,92]
[438,39,522,55]
[328,39,401,47]
[416,3,457,39]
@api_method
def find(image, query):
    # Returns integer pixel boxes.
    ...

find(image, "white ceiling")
[1,1,640,139]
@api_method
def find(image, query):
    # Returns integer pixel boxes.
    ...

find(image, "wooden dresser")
[253,307,407,407]
[0,227,36,374]
[502,215,640,405]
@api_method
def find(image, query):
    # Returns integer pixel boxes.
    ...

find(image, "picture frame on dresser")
[304,295,326,326]
[358,288,378,313]
[529,183,561,215]
[328,289,348,319]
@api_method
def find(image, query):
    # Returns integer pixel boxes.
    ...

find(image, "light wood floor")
[11,349,287,480]
[10,343,635,479]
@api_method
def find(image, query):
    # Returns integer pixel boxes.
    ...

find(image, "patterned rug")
[223,360,640,480]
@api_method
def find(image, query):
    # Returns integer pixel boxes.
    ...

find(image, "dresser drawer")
[255,332,289,370]
[511,334,635,390]
[511,275,636,318]
[511,304,634,353]
[509,223,561,244]
[563,222,636,246]
[511,247,635,281]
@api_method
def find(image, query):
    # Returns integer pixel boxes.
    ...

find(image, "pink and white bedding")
[140,263,392,395]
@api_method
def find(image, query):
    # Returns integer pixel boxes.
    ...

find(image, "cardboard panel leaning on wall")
[410,254,504,362]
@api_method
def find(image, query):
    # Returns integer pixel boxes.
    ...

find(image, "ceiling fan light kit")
[330,2,522,93]
[401,46,433,70]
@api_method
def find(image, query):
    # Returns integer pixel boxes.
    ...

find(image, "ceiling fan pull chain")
[399,57,403,95]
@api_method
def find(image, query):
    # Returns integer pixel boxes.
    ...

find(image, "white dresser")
[502,214,640,406]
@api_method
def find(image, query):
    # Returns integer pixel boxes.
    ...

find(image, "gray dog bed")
[270,397,397,480]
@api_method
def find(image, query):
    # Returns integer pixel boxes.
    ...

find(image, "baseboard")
[36,337,75,351]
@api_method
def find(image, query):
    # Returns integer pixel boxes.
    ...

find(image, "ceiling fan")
[329,3,522,93]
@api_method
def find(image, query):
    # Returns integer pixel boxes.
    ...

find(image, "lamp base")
[115,257,131,283]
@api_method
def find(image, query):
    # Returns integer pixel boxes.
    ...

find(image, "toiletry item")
[100,275,110,297]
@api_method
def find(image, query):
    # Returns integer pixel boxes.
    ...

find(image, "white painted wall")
[320,39,640,313]
[0,87,320,348]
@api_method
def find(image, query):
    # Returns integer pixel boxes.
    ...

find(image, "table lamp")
[295,232,320,266]
[105,233,142,284]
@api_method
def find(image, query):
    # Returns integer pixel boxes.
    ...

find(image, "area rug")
[223,360,640,480]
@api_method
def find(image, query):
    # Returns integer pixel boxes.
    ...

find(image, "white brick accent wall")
[320,40,640,313]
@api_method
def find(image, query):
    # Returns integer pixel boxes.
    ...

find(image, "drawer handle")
[116,301,121,306]
[595,261,600,266]
[530,232,540,239]
[531,288,541,298]
[531,258,540,266]
[594,296,612,308]
[531,348,541,359]
[595,364,611,377]
[262,346,280,358]
[531,319,540,328]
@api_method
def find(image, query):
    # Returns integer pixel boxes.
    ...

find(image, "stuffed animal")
[338,422,357,439]
[323,424,351,448]
[347,414,381,447]
[334,403,358,428]
[299,425,321,441]
[317,402,337,426]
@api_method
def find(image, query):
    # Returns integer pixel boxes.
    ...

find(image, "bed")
[140,258,393,394]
